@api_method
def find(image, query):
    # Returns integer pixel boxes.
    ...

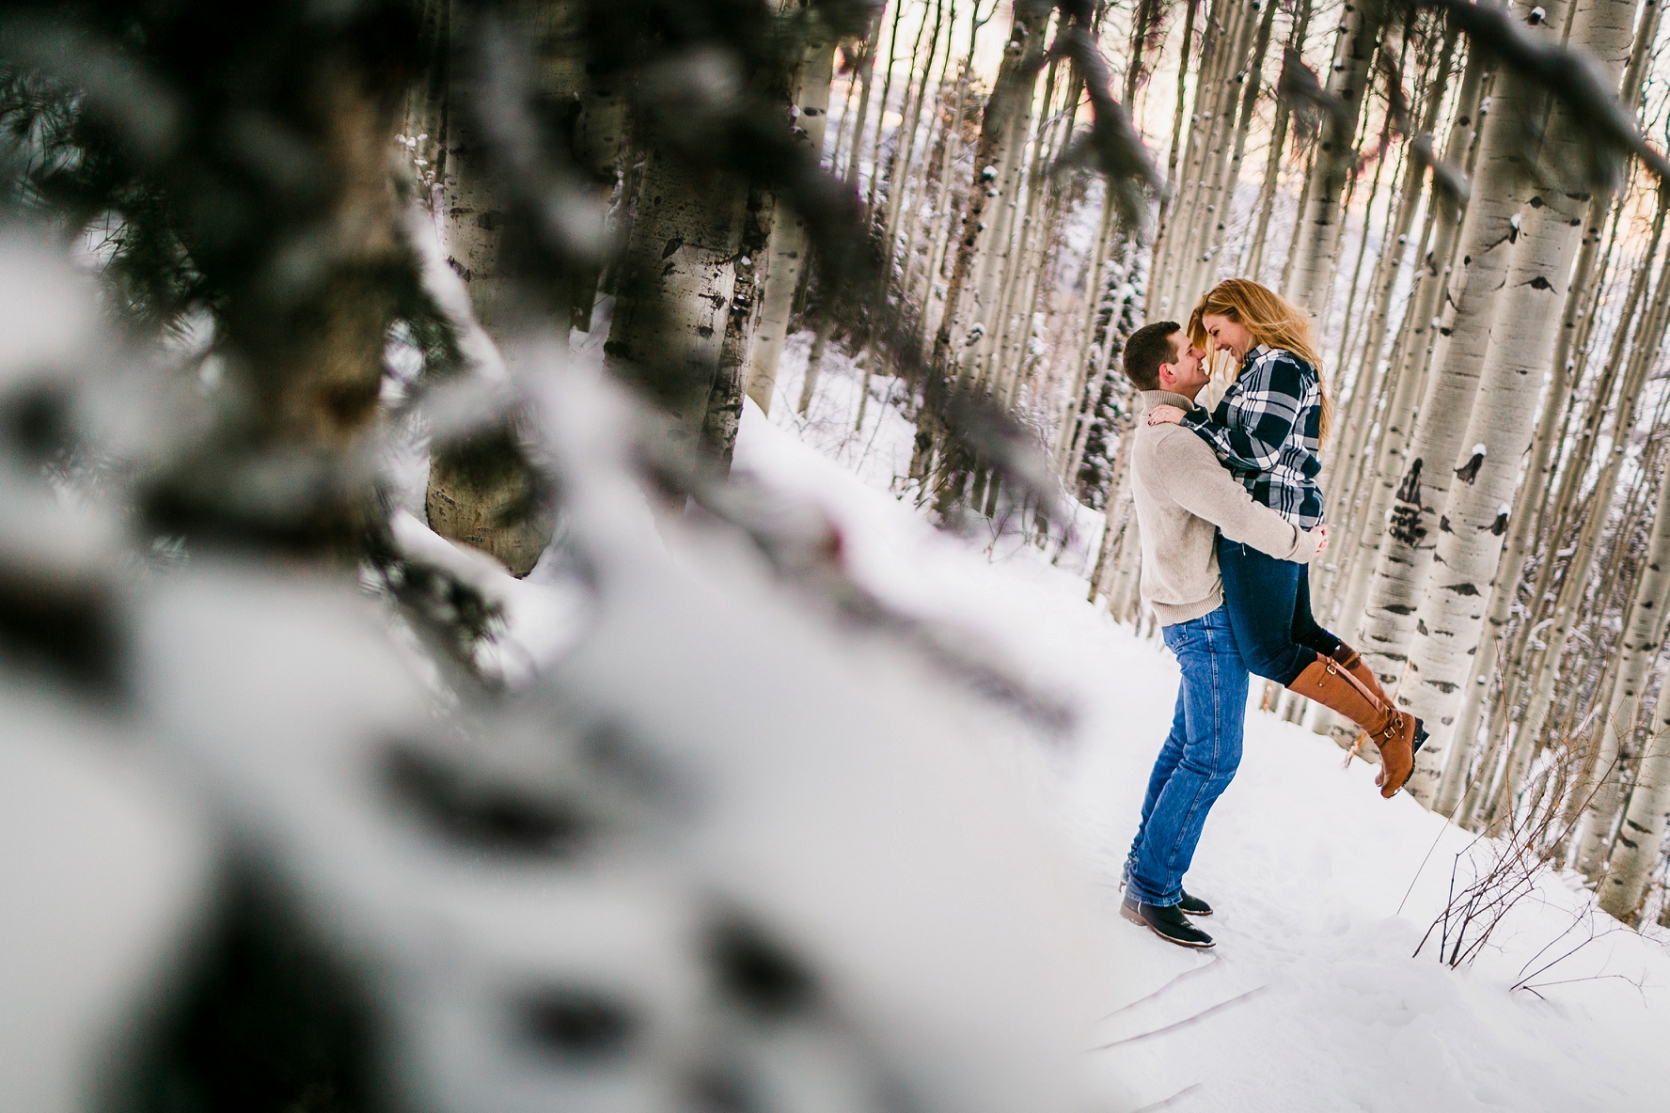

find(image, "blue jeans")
[1124,605,1248,907]
[1216,536,1341,686]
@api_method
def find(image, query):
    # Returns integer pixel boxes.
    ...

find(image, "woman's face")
[1201,313,1253,362]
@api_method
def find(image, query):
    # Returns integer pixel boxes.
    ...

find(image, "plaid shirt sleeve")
[1180,348,1308,473]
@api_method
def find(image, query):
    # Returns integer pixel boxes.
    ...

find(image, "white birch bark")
[744,36,837,414]
[1572,461,1670,878]
[1281,2,1383,317]
[1398,0,1635,807]
[1171,0,1256,306]
[1200,0,1279,285]
[604,148,748,452]
[1153,0,1233,315]
[1334,48,1486,657]
[1355,19,1567,702]
[1600,639,1670,921]
[1145,0,1202,317]
[1495,263,1670,822]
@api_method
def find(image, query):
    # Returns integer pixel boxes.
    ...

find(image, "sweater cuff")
[1292,526,1323,564]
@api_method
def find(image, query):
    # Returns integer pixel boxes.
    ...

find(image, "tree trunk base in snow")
[425,430,553,578]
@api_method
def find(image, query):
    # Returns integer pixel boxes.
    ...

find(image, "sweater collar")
[1139,389,1196,414]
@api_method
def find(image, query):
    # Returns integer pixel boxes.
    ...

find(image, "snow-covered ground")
[739,335,1670,1112]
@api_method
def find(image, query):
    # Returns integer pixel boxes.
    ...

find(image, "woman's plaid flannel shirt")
[1180,343,1325,529]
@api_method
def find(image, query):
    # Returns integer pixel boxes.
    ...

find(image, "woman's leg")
[1289,564,1402,704]
[1215,537,1315,685]
[1218,537,1419,795]
[1289,565,1342,658]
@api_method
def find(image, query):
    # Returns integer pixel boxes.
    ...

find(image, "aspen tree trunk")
[895,5,963,298]
[742,34,838,415]
[797,317,833,413]
[1195,0,1271,287]
[1435,187,1615,815]
[1163,0,1242,312]
[883,0,947,254]
[1321,129,1392,488]
[1245,0,1310,283]
[705,185,775,470]
[914,0,1054,470]
[1277,146,1315,294]
[1354,17,1564,700]
[1572,459,1670,880]
[1496,5,1663,722]
[1315,145,1405,626]
[1281,2,1383,317]
[1496,254,1670,821]
[1171,0,1255,306]
[918,15,993,320]
[1566,337,1669,856]
[968,60,1051,385]
[1398,0,1634,806]
[1325,26,1451,515]
[1148,0,1215,314]
[843,27,880,190]
[1056,196,1119,471]
[1089,425,1138,599]
[422,0,624,574]
[865,0,910,215]
[1506,211,1656,702]
[1601,688,1670,921]
[1200,0,1279,282]
[1145,0,1204,317]
[1334,47,1486,654]
[1245,101,1291,282]
[1125,0,1160,106]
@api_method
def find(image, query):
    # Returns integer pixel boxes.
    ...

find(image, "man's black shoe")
[1178,890,1213,917]
[1120,896,1214,949]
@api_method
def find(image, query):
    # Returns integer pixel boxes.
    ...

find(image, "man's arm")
[1155,429,1322,563]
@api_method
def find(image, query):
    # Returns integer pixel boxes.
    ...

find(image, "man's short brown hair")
[1123,321,1182,392]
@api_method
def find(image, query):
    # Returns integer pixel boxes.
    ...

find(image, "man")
[1118,321,1326,949]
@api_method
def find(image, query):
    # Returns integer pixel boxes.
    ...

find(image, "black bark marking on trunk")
[1454,450,1483,484]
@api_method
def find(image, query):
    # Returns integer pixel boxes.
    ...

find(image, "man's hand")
[1147,404,1186,426]
[1310,524,1330,555]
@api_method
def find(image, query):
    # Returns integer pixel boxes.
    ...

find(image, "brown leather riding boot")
[1329,642,1429,760]
[1330,642,1388,704]
[1288,652,1416,798]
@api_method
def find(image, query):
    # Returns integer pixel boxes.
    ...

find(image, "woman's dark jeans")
[1215,535,1341,686]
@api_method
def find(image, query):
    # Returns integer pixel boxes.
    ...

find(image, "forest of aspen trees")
[752,0,1670,927]
[3,0,1670,1107]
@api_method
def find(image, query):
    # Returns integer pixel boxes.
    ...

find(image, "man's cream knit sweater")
[1130,390,1321,626]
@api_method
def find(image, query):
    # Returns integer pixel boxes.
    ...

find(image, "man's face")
[1159,331,1208,398]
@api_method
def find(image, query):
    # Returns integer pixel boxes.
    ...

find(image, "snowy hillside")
[739,336,1670,1113]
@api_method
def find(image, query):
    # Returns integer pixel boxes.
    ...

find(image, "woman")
[1147,278,1424,797]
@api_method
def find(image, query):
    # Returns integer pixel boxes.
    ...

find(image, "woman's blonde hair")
[1186,278,1333,442]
